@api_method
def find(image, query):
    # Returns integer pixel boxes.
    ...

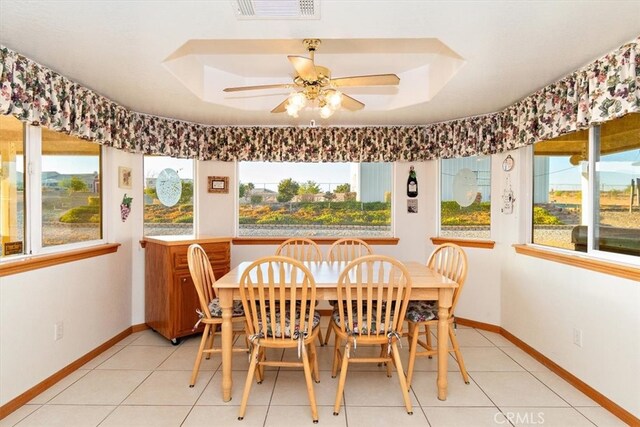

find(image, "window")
[440,156,491,239]
[143,156,194,236]
[41,127,101,247]
[533,113,639,259]
[238,162,392,237]
[1,115,103,259]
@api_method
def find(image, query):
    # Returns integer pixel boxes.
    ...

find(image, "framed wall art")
[208,176,229,194]
[118,166,132,189]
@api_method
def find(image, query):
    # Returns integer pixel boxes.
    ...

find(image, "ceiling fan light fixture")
[325,90,342,109]
[288,92,307,108]
[285,102,300,117]
[319,104,334,119]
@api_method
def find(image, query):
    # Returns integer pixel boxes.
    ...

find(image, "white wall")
[0,147,139,406]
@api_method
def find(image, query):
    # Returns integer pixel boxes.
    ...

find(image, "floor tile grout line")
[463,328,517,427]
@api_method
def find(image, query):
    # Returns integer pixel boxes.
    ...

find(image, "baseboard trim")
[455,316,501,333]
[0,325,137,420]
[131,323,150,333]
[458,318,639,426]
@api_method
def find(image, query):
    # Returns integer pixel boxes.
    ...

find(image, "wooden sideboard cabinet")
[142,236,232,344]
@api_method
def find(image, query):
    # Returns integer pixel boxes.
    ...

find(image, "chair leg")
[244,322,251,352]
[449,324,470,384]
[255,347,265,384]
[407,322,415,352]
[425,324,433,358]
[301,345,319,423]
[391,342,413,415]
[323,321,333,346]
[189,324,210,387]
[308,342,320,383]
[333,342,350,416]
[205,326,216,360]
[238,345,260,420]
[406,321,421,390]
[317,326,324,347]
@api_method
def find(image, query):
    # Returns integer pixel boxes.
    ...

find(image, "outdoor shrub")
[533,206,563,225]
[59,205,100,223]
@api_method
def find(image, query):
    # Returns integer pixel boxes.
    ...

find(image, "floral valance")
[1,36,638,161]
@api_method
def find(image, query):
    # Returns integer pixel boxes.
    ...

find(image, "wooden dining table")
[214,260,458,402]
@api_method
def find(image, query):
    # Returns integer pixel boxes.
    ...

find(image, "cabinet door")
[174,271,203,338]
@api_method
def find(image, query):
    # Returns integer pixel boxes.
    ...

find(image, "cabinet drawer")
[173,243,229,269]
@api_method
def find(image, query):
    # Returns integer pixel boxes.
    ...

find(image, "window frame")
[529,123,640,267]
[234,160,395,239]
[1,122,105,262]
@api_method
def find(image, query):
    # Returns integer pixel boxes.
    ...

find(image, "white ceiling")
[0,1,639,127]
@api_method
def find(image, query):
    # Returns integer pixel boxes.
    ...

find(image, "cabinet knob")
[182,278,187,283]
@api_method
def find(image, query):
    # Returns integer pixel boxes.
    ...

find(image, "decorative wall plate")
[156,168,182,207]
[502,154,515,172]
[452,168,478,207]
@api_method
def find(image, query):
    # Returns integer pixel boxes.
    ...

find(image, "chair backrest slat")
[336,255,412,337]
[187,244,217,319]
[240,256,316,340]
[328,238,373,262]
[276,238,323,262]
[428,243,468,314]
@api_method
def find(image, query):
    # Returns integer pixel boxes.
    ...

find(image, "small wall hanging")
[501,176,515,214]
[208,176,229,194]
[120,194,133,222]
[118,166,132,189]
[407,166,418,198]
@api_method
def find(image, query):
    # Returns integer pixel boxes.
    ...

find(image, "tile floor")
[0,324,627,427]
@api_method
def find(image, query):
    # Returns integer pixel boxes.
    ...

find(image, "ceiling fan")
[223,39,400,118]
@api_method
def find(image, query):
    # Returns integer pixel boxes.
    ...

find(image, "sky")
[544,149,639,191]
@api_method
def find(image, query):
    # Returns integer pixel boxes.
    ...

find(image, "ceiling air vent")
[232,0,320,19]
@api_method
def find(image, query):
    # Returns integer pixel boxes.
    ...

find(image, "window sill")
[0,243,121,277]
[513,244,639,281]
[232,237,399,246]
[430,237,495,249]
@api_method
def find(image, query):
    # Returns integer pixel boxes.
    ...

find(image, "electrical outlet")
[54,321,64,341]
[573,328,582,348]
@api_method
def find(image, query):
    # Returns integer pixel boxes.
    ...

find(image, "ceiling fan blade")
[288,56,318,82]
[331,74,400,87]
[223,83,292,92]
[340,93,365,111]
[271,98,289,113]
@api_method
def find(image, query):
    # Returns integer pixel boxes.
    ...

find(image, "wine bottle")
[407,166,418,198]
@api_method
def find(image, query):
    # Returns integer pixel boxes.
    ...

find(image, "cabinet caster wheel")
[189,385,194,388]
[257,381,262,384]
[170,338,180,346]
[238,417,243,421]
[408,412,413,415]
[333,412,339,416]
[313,420,318,424]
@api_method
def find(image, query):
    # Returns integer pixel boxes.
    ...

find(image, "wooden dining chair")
[187,244,248,387]
[237,256,321,423]
[275,237,324,345]
[329,255,414,416]
[275,237,323,262]
[323,238,373,345]
[405,243,469,389]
